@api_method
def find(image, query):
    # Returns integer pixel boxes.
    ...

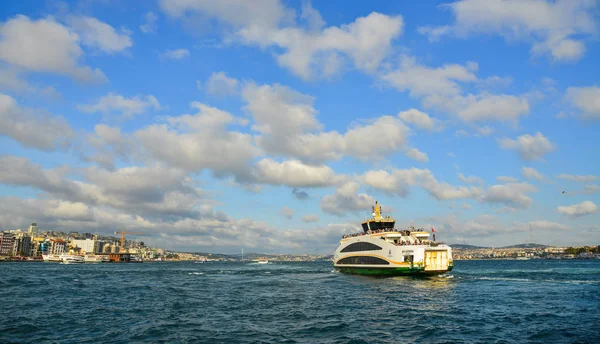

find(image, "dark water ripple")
[1,260,599,343]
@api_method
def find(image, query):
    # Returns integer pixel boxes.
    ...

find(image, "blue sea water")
[1,260,599,344]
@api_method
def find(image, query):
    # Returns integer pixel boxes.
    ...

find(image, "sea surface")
[1,259,599,344]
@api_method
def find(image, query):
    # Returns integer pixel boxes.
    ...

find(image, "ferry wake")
[333,202,453,276]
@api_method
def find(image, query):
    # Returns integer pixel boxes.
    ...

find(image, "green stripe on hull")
[335,265,452,276]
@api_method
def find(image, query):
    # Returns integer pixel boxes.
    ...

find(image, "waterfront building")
[11,234,31,256]
[72,239,97,254]
[0,232,15,256]
[27,223,38,237]
[49,239,67,255]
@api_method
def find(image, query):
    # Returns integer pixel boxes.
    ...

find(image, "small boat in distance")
[333,201,453,276]
[257,257,269,264]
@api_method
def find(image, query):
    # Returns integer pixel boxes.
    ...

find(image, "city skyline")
[1,0,599,254]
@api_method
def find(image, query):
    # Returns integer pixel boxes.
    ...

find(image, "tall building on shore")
[27,223,38,237]
[0,232,15,256]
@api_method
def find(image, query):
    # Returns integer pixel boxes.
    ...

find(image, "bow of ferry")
[333,202,453,276]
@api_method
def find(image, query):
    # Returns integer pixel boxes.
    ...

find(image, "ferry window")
[403,255,414,263]
[340,242,382,253]
[336,256,389,265]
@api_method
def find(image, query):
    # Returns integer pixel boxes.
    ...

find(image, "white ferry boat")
[333,202,453,276]
[257,257,269,264]
[42,254,62,262]
[60,255,85,264]
[84,255,109,263]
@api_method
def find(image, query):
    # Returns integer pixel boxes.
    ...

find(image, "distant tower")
[529,224,533,244]
[27,223,38,237]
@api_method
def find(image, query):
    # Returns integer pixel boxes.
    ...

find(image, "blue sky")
[0,0,599,253]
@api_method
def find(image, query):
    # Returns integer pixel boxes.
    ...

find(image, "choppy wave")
[1,260,599,343]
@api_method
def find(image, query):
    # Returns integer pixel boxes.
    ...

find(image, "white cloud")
[140,11,158,34]
[160,1,403,79]
[475,126,494,137]
[0,15,106,82]
[382,56,529,123]
[78,93,160,119]
[271,12,404,79]
[243,82,411,164]
[68,16,133,54]
[206,71,239,96]
[343,116,410,161]
[557,174,598,182]
[497,176,519,183]
[522,167,544,181]
[529,220,571,231]
[135,102,259,178]
[279,206,294,219]
[398,108,437,131]
[565,86,600,119]
[361,168,483,200]
[0,93,74,151]
[301,214,319,223]
[419,0,597,62]
[482,182,537,209]
[498,132,554,161]
[458,173,484,185]
[0,68,60,98]
[557,201,598,218]
[160,48,190,60]
[405,148,429,162]
[320,181,375,216]
[584,185,600,194]
[85,124,133,170]
[251,159,338,188]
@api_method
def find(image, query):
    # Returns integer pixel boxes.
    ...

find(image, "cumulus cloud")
[251,159,338,187]
[419,0,597,62]
[584,185,600,194]
[529,220,571,231]
[497,176,519,183]
[84,124,134,170]
[458,173,484,185]
[405,148,429,162]
[482,182,537,209]
[498,132,554,161]
[398,108,438,131]
[279,206,294,219]
[78,93,160,119]
[522,167,544,181]
[0,15,106,82]
[68,16,133,54]
[135,102,259,178]
[382,55,529,124]
[0,68,61,98]
[243,82,412,164]
[320,182,375,216]
[301,214,319,223]
[557,174,598,182]
[361,168,483,200]
[160,48,190,60]
[565,86,600,119]
[160,0,403,79]
[0,93,74,151]
[206,71,239,96]
[140,11,158,33]
[557,201,598,218]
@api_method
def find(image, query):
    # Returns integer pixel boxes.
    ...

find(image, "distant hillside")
[499,243,547,249]
[451,244,489,249]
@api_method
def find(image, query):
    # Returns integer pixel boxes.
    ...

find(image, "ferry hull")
[335,264,453,276]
